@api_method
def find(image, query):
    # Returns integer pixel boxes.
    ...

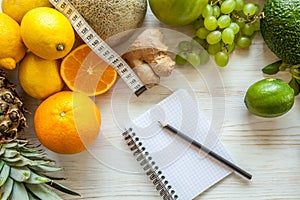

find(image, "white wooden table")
[1,0,300,199]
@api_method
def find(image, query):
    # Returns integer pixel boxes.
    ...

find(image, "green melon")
[70,0,147,40]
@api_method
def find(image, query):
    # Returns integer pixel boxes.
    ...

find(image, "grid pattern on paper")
[126,89,232,200]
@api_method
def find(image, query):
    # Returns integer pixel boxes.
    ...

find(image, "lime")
[244,78,294,118]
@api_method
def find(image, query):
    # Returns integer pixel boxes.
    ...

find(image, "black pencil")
[158,121,252,180]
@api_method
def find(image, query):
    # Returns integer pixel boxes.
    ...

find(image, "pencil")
[158,121,252,180]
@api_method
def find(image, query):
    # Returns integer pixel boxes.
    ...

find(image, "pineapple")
[0,70,26,143]
[0,70,80,199]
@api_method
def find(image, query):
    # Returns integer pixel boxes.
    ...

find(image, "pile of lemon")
[0,1,118,154]
[1,0,75,99]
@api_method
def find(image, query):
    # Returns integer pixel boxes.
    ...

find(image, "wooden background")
[1,0,300,199]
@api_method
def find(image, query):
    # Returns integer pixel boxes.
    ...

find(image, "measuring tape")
[49,0,147,96]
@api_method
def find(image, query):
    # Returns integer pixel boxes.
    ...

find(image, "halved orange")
[61,44,118,96]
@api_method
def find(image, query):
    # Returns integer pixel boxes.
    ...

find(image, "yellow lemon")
[21,7,75,60]
[1,0,53,23]
[18,52,65,100]
[0,13,26,70]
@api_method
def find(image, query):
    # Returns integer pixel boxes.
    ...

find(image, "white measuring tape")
[49,0,147,96]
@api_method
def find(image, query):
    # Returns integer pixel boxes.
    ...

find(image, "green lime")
[244,78,294,118]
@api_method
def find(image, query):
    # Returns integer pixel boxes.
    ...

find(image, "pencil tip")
[158,121,167,127]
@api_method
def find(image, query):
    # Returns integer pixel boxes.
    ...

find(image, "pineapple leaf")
[25,183,64,200]
[21,152,45,158]
[27,192,39,200]
[16,139,28,144]
[24,172,51,184]
[0,147,5,156]
[47,181,80,196]
[40,174,65,181]
[2,143,18,149]
[17,143,27,148]
[3,149,19,158]
[6,157,32,167]
[0,177,13,200]
[8,156,50,167]
[30,160,51,166]
[10,182,29,200]
[0,164,10,187]
[29,165,63,173]
[18,146,37,153]
[9,166,31,182]
[0,161,4,171]
[2,155,22,163]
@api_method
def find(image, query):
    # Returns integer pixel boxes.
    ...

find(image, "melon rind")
[70,0,147,41]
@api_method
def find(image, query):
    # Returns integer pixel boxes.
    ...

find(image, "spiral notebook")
[123,89,232,200]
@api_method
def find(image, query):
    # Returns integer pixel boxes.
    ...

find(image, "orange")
[34,91,101,154]
[60,44,118,96]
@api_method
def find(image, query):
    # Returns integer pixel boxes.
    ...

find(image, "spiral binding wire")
[123,129,179,200]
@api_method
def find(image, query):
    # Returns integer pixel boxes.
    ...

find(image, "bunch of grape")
[176,0,261,67]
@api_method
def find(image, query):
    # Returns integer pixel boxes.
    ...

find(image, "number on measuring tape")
[49,0,147,96]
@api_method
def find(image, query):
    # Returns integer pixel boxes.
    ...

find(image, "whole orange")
[34,91,101,154]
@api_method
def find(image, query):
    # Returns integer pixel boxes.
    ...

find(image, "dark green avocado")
[260,0,300,65]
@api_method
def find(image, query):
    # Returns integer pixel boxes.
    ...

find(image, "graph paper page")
[126,89,232,200]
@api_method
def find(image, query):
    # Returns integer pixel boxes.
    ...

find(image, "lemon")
[0,13,26,70]
[18,52,64,100]
[1,0,53,23]
[20,7,75,60]
[244,78,294,118]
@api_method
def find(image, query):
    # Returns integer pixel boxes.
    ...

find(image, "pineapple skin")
[0,70,80,199]
[0,70,26,144]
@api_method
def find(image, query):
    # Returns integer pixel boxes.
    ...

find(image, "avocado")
[260,0,300,65]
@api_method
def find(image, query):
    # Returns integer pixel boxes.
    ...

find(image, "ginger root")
[122,28,175,87]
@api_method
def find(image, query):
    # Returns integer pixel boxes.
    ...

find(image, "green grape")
[229,22,240,34]
[193,17,204,30]
[178,40,193,52]
[187,52,201,67]
[236,36,252,48]
[215,51,229,67]
[206,30,222,44]
[222,28,235,44]
[212,5,221,18]
[218,15,231,29]
[255,4,261,14]
[243,3,257,16]
[235,10,247,18]
[224,42,235,53]
[235,0,244,11]
[202,4,213,18]
[191,37,203,49]
[252,20,260,31]
[242,23,255,36]
[193,36,209,49]
[204,16,218,31]
[208,42,222,55]
[200,51,210,64]
[220,0,236,14]
[196,27,210,39]
[234,18,245,29]
[175,52,188,65]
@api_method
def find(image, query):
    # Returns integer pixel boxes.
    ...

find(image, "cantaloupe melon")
[69,0,147,40]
